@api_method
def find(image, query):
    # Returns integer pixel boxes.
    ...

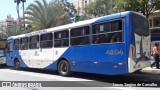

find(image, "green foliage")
[0,0,77,37]
[0,25,21,39]
[85,1,96,16]
[114,0,160,18]
[24,0,72,31]
[84,0,112,19]
[114,0,139,12]
[65,2,77,17]
[155,0,160,10]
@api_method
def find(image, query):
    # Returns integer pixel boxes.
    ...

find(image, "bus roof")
[8,11,142,40]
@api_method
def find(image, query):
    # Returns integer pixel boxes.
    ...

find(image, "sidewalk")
[142,67,160,74]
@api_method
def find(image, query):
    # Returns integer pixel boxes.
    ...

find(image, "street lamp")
[14,0,26,29]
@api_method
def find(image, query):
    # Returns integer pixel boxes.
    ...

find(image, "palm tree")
[24,0,71,31]
[0,25,21,38]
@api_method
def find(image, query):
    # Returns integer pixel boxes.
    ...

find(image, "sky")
[0,0,75,21]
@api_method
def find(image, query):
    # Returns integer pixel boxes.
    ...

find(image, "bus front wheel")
[14,60,20,70]
[58,60,71,76]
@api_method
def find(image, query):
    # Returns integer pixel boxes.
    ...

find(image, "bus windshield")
[132,13,149,36]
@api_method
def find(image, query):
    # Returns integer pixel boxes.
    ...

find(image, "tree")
[24,0,72,31]
[0,25,21,39]
[84,0,112,19]
[61,0,77,17]
[49,0,72,26]
[14,0,26,31]
[114,0,160,18]
[0,26,8,39]
[85,1,96,18]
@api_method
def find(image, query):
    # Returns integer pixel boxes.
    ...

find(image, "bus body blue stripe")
[6,11,149,75]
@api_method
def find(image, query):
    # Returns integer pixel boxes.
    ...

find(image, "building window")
[54,30,69,47]
[71,26,90,46]
[149,20,152,27]
[29,35,39,49]
[92,20,123,44]
[20,37,28,50]
[14,39,19,50]
[153,18,160,27]
[40,33,53,48]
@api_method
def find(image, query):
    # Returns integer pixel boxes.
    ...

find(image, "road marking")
[0,69,91,81]
[109,87,139,90]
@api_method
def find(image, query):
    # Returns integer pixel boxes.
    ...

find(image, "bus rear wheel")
[58,60,71,76]
[14,60,20,70]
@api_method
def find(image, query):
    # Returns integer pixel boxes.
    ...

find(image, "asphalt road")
[0,66,160,90]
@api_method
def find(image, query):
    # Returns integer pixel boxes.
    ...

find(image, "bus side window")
[105,34,110,43]
[20,37,28,50]
[29,35,39,49]
[54,30,69,47]
[92,34,109,44]
[92,19,123,44]
[54,40,61,47]
[14,39,19,50]
[60,40,63,46]
[71,26,90,46]
[109,32,122,43]
[92,35,99,44]
[40,33,53,48]
[92,22,111,44]
[110,35,116,43]
[111,20,122,31]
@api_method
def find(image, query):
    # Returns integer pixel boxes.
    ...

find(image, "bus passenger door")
[28,49,39,68]
[28,35,40,68]
[18,37,30,68]
[38,48,54,68]
[69,26,92,72]
[6,42,14,66]
[69,46,92,72]
[37,33,54,69]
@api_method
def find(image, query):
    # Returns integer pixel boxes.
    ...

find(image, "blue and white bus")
[6,11,151,76]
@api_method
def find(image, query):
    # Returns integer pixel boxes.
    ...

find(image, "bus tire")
[14,60,20,70]
[58,60,71,76]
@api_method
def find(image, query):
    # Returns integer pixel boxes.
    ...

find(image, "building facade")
[149,11,160,29]
[74,0,95,15]
[0,15,17,29]
[149,10,160,49]
[5,15,17,28]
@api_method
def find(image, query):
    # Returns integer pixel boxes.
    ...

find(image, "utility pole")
[14,0,26,29]
[22,0,25,28]
[111,0,113,14]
